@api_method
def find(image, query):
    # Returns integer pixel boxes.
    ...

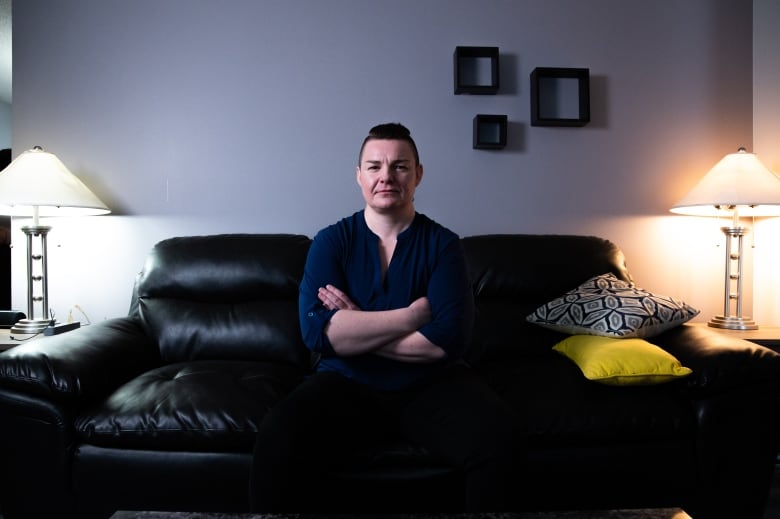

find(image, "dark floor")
[764,464,780,519]
[0,468,778,518]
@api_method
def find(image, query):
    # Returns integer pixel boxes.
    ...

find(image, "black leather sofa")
[0,233,778,518]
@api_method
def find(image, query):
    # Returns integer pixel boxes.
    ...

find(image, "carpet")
[111,510,692,519]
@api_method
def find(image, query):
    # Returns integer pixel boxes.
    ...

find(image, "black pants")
[249,363,522,512]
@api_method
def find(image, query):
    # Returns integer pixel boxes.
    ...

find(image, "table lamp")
[670,147,780,330]
[0,146,110,334]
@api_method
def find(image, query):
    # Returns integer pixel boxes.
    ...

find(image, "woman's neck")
[364,206,415,241]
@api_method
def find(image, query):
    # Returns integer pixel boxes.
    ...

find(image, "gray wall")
[11,0,764,323]
[0,101,9,148]
[753,0,780,324]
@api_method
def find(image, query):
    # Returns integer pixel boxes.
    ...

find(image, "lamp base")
[10,318,54,335]
[707,315,758,331]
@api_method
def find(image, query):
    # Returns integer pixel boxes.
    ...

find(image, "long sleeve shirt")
[299,211,474,390]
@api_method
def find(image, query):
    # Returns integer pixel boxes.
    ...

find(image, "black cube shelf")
[454,46,500,95]
[530,67,590,127]
[473,114,507,149]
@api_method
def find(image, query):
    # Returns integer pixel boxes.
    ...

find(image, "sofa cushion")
[526,273,699,338]
[75,360,304,451]
[552,335,692,385]
[477,353,697,444]
[461,234,633,360]
[130,234,313,367]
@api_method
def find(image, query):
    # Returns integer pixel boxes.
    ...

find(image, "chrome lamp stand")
[10,225,54,334]
[708,225,758,330]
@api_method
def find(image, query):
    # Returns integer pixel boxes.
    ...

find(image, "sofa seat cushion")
[75,360,304,451]
[478,353,696,445]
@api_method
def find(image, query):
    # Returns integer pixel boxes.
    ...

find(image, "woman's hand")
[318,284,360,311]
[407,296,431,329]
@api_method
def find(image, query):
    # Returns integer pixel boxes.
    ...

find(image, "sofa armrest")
[0,317,160,404]
[653,323,780,395]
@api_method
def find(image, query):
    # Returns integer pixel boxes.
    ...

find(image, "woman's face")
[356,139,423,215]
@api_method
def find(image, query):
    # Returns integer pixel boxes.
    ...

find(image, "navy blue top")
[299,211,474,390]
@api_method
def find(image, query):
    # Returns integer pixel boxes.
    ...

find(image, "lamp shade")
[670,148,780,217]
[0,146,110,217]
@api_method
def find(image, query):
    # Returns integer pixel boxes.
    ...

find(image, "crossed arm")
[318,284,447,363]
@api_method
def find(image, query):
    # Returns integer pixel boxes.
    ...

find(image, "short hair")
[358,123,420,166]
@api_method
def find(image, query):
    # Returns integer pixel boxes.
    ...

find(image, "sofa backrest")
[129,233,313,368]
[460,234,632,360]
[129,232,630,367]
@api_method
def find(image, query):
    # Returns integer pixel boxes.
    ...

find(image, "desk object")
[44,321,80,335]
[0,310,26,329]
[0,147,110,334]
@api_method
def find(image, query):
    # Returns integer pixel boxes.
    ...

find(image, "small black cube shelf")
[473,114,507,149]
[530,67,590,127]
[454,46,500,95]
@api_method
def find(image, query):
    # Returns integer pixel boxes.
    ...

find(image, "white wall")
[11,0,760,324]
[0,101,9,148]
[753,0,780,326]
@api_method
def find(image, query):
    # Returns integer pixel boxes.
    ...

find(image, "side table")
[0,324,81,351]
[688,322,780,352]
[0,328,40,352]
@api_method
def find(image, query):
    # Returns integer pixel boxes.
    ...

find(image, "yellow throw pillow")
[552,335,692,386]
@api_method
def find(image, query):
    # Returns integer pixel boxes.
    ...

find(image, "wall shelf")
[530,67,590,127]
[454,46,500,95]
[473,114,507,149]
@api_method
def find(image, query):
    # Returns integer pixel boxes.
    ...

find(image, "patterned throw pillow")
[526,273,699,338]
